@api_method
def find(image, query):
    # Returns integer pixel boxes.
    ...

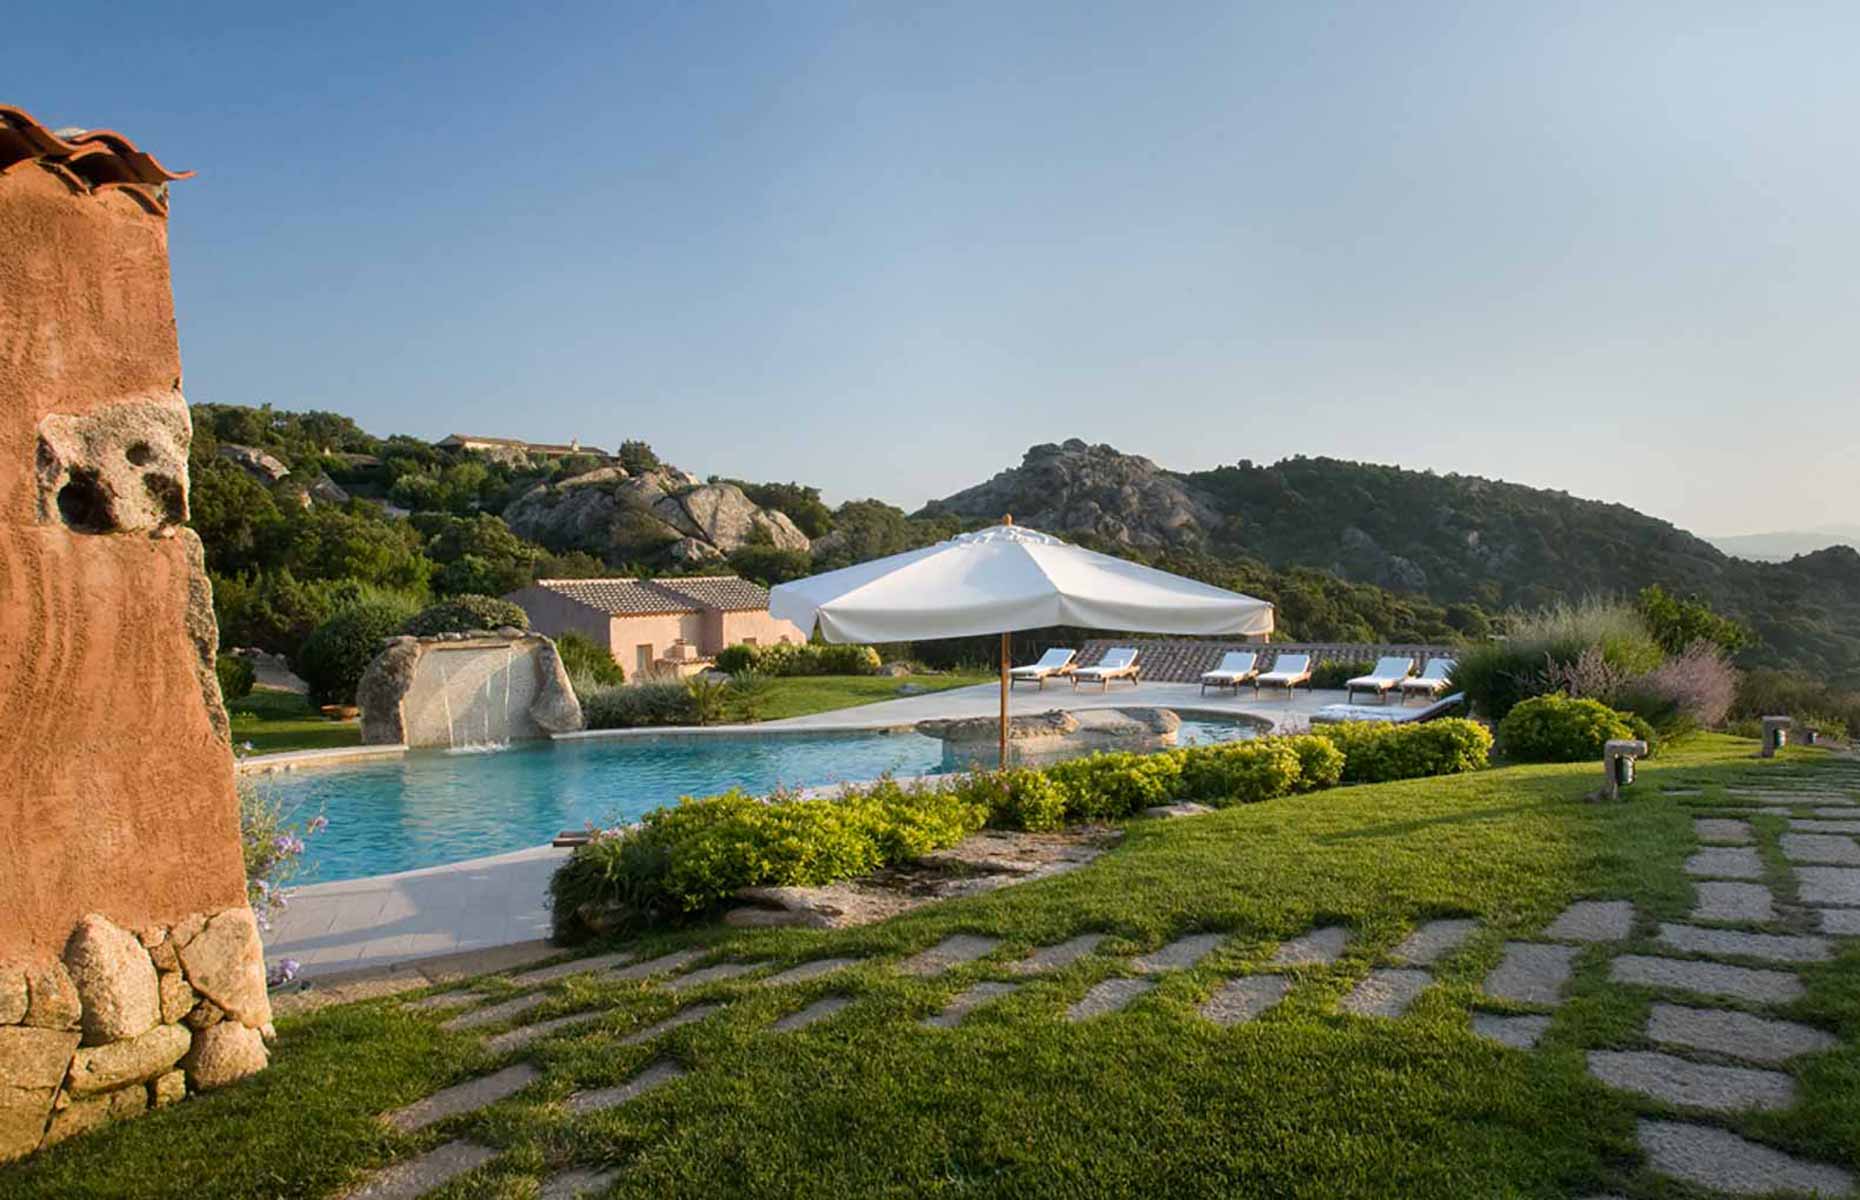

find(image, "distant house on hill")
[505,576,807,678]
[437,433,609,462]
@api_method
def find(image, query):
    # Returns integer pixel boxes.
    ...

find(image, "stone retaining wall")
[1075,639,1456,684]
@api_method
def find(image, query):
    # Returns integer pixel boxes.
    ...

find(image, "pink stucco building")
[505,576,808,677]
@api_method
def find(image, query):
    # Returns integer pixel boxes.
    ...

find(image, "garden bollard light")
[1760,716,1793,758]
[1598,739,1648,802]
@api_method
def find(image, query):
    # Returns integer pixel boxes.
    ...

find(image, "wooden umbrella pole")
[999,630,1010,769]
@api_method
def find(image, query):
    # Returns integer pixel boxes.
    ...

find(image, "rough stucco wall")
[0,165,246,964]
[718,609,809,650]
[609,612,705,672]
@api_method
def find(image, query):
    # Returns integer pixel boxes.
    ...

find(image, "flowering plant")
[238,778,326,987]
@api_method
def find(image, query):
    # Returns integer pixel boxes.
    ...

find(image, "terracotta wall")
[716,609,808,651]
[0,165,246,964]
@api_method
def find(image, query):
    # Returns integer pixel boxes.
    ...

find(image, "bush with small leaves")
[215,653,256,701]
[1311,718,1492,782]
[296,597,419,706]
[402,594,529,637]
[1496,695,1634,763]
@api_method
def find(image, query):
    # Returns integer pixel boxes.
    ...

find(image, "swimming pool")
[256,717,1260,884]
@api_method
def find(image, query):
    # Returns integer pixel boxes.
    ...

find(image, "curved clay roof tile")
[0,105,192,210]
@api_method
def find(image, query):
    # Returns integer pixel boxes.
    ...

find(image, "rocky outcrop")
[215,443,289,484]
[916,707,1182,765]
[924,439,1220,550]
[504,466,810,563]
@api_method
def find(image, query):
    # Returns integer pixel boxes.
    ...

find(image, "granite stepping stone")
[1693,818,1752,844]
[509,949,636,988]
[1791,818,1860,834]
[484,1010,606,1054]
[1684,847,1763,880]
[1796,866,1860,906]
[1545,900,1635,943]
[922,982,1019,1028]
[760,958,861,988]
[1390,919,1479,965]
[1728,790,1853,803]
[1816,907,1860,936]
[1690,882,1775,924]
[1638,1119,1854,1197]
[1199,975,1292,1026]
[619,1002,722,1046]
[897,935,1001,976]
[1470,1013,1550,1050]
[1813,806,1860,818]
[563,1060,686,1116]
[441,993,548,1032]
[1781,833,1860,865]
[1006,933,1106,975]
[1482,943,1576,1006]
[1132,932,1224,974]
[769,993,853,1033]
[1609,955,1804,1004]
[1646,1003,1837,1064]
[664,962,761,992]
[383,1063,542,1133]
[340,1140,498,1200]
[604,948,707,982]
[1656,922,1832,964]
[538,1167,621,1200]
[1587,1050,1793,1112]
[405,990,478,1013]
[1269,926,1353,967]
[1339,969,1431,1018]
[1066,978,1154,1021]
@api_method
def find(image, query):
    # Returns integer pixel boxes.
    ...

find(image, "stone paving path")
[564,1060,686,1116]
[440,993,546,1032]
[1199,975,1291,1026]
[760,958,861,987]
[897,935,1001,976]
[1638,1119,1853,1197]
[1796,866,1860,906]
[1792,817,1860,834]
[1781,833,1860,865]
[508,949,636,988]
[537,1166,621,1200]
[1586,1050,1794,1113]
[339,1140,497,1200]
[1470,1013,1550,1049]
[1339,968,1431,1018]
[770,994,853,1033]
[485,1009,605,1054]
[1132,932,1223,974]
[1690,881,1774,923]
[1645,1003,1836,1064]
[605,948,707,982]
[1482,942,1577,1005]
[664,961,762,992]
[383,1063,541,1133]
[1269,926,1352,966]
[1007,933,1106,974]
[1390,918,1478,964]
[1067,978,1154,1021]
[923,982,1020,1028]
[1693,818,1752,845]
[619,1002,722,1046]
[1656,923,1832,964]
[1684,847,1764,880]
[1545,900,1636,943]
[1609,954,1804,1004]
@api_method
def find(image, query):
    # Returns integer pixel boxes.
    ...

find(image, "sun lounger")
[1253,653,1312,698]
[1072,647,1140,690]
[1009,647,1077,689]
[1344,656,1417,704]
[1200,651,1260,695]
[1399,658,1456,703]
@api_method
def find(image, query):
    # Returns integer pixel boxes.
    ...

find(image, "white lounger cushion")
[1257,654,1311,682]
[1076,648,1138,677]
[1407,658,1455,682]
[1011,648,1076,677]
[1201,651,1259,680]
[1346,657,1417,688]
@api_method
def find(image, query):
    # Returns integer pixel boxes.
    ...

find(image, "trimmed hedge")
[713,641,880,676]
[1496,695,1637,763]
[403,594,529,637]
[549,722,1478,936]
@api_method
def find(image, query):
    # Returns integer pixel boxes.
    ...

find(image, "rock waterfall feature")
[357,631,584,748]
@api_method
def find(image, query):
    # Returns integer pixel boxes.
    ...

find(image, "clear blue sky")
[11,2,1857,535]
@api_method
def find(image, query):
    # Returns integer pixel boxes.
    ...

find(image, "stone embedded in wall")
[174,908,269,1030]
[34,396,191,537]
[0,968,25,1025]
[357,630,584,748]
[180,1021,267,1091]
[22,963,80,1031]
[64,916,161,1046]
[64,1024,190,1097]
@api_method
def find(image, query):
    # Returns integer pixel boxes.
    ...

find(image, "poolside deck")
[264,683,1357,982]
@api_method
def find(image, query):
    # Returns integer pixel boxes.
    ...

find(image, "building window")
[742,637,757,647]
[635,644,653,675]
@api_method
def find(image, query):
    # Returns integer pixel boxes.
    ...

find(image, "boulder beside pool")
[916,708,1181,767]
[357,631,584,748]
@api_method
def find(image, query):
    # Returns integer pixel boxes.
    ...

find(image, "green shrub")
[215,653,256,701]
[556,631,624,688]
[402,594,528,636]
[1174,739,1304,806]
[715,641,882,677]
[1311,718,1492,782]
[295,597,419,706]
[1496,695,1635,763]
[581,681,697,729]
[685,675,731,725]
[960,769,1070,832]
[1285,734,1347,791]
[714,644,758,674]
[1309,659,1374,690]
[1044,751,1183,820]
[726,669,776,722]
[1452,598,1662,720]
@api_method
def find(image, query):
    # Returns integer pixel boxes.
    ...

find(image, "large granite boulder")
[916,707,1182,766]
[357,631,583,748]
[504,469,809,563]
[63,916,159,1046]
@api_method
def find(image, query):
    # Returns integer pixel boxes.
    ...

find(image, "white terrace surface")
[264,682,1348,980]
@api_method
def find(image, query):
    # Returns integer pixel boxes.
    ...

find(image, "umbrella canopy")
[770,523,1273,767]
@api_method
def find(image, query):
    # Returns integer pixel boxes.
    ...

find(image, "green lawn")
[228,689,361,755]
[748,670,996,721]
[15,737,1855,1199]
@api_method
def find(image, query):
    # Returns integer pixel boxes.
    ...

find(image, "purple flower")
[266,958,301,987]
[273,834,305,856]
[307,815,328,835]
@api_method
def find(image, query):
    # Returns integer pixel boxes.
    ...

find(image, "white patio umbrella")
[768,519,1274,766]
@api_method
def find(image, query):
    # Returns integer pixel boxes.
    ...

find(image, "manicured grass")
[9,737,1856,1198]
[750,671,997,721]
[228,689,361,755]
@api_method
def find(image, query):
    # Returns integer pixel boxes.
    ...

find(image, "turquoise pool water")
[261,718,1258,884]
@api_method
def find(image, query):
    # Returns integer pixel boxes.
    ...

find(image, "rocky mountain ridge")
[503,465,810,565]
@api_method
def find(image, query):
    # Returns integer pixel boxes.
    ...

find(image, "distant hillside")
[1707,526,1860,562]
[925,441,1860,684]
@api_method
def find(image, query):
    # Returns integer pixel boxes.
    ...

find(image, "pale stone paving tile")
[1684,847,1763,880]
[922,982,1019,1029]
[1066,978,1154,1021]
[1646,1003,1837,1064]
[604,949,707,982]
[1692,818,1752,845]
[1587,1050,1794,1112]
[1790,817,1860,834]
[1608,956,1804,1004]
[383,1063,542,1133]
[760,958,861,988]
[441,993,548,1032]
[405,990,477,1013]
[1268,926,1353,967]
[1544,900,1635,943]
[1199,976,1291,1026]
[563,1060,687,1116]
[1006,934,1106,975]
[339,1140,498,1200]
[619,1003,722,1046]
[1655,922,1832,964]
[1689,882,1775,924]
[896,935,1002,976]
[1780,833,1860,865]
[1482,943,1576,1006]
[1638,1119,1854,1197]
[484,1010,606,1055]
[1817,907,1860,936]
[538,1167,621,1200]
[1132,932,1225,974]
[1812,805,1860,818]
[770,994,852,1033]
[1339,969,1431,1018]
[509,949,636,988]
[1470,1014,1550,1050]
[664,962,761,992]
[1795,866,1860,906]
[1390,919,1478,965]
